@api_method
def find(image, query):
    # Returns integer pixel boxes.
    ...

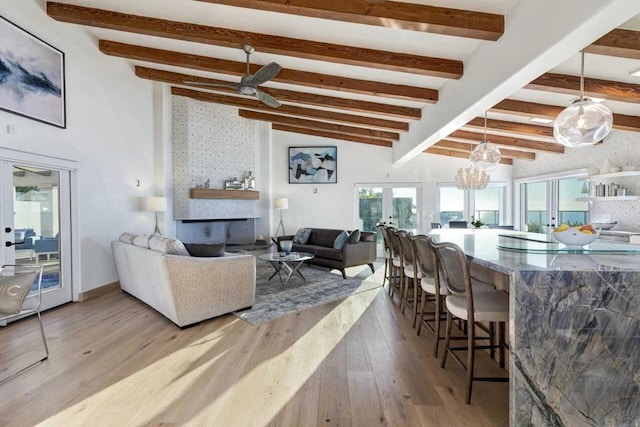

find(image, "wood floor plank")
[0,271,508,426]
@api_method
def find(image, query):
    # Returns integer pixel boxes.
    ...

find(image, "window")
[515,170,589,232]
[437,183,507,227]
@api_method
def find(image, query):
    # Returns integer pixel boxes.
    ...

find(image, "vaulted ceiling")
[45,0,640,165]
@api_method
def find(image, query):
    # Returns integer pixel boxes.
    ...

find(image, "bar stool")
[386,227,403,304]
[398,231,420,326]
[414,235,448,356]
[431,241,509,404]
[376,224,392,289]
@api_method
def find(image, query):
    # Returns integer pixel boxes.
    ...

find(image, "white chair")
[0,264,48,385]
[431,241,509,404]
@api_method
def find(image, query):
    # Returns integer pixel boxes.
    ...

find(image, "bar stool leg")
[499,322,506,369]
[466,321,476,405]
[441,311,453,369]
[433,295,442,358]
[416,289,427,336]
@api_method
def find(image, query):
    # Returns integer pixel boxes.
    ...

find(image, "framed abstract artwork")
[289,146,337,184]
[0,16,66,128]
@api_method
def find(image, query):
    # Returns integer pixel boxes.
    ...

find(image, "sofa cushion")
[149,236,190,256]
[132,235,151,248]
[315,246,343,261]
[293,228,312,245]
[118,232,137,244]
[0,273,34,315]
[333,231,349,249]
[184,243,226,258]
[307,229,344,247]
[347,229,361,243]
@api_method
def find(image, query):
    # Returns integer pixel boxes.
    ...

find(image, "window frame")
[436,181,508,227]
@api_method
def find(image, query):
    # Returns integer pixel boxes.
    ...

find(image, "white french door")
[0,158,73,311]
[355,183,421,255]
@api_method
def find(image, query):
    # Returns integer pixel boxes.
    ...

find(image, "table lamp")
[145,196,167,235]
[274,197,288,237]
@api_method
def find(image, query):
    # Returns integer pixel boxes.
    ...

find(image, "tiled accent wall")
[172,96,259,220]
[513,129,640,231]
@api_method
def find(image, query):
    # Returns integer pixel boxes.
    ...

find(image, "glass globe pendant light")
[553,50,613,147]
[470,111,501,170]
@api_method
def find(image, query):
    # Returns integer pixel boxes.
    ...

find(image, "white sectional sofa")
[111,234,255,327]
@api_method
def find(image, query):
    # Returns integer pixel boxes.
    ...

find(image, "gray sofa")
[111,234,255,327]
[278,228,376,279]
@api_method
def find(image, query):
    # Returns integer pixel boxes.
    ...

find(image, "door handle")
[5,241,24,247]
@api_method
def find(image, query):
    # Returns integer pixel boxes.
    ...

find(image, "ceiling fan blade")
[255,89,281,108]
[247,62,282,86]
[184,81,240,90]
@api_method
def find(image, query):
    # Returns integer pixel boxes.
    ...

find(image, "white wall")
[0,1,157,293]
[271,130,513,234]
[513,129,640,231]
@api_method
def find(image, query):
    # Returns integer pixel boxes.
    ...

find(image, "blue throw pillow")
[333,231,349,249]
[347,229,361,243]
[293,228,311,245]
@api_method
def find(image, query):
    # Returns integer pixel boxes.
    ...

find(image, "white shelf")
[576,196,638,202]
[582,170,640,181]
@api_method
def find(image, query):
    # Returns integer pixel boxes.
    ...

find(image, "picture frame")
[0,16,66,128]
[289,146,337,184]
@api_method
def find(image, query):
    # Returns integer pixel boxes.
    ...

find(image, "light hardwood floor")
[0,277,508,426]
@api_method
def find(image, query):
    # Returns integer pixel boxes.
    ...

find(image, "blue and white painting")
[289,146,337,184]
[0,16,65,128]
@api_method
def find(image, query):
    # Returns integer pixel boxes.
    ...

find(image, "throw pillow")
[0,272,36,315]
[292,228,311,245]
[347,229,361,243]
[132,235,151,248]
[118,232,137,244]
[184,243,226,257]
[333,231,349,250]
[149,236,190,256]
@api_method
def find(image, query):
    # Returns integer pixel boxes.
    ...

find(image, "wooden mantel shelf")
[189,188,259,200]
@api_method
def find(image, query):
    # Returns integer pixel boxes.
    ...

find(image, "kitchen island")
[430,229,640,426]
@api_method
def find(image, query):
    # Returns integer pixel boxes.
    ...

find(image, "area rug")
[234,260,384,325]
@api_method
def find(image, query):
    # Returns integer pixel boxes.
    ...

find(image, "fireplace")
[176,218,256,245]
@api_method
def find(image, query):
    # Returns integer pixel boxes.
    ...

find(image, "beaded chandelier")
[455,167,489,190]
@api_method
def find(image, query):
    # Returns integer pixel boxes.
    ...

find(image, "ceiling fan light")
[553,99,613,147]
[239,85,256,96]
[470,141,501,170]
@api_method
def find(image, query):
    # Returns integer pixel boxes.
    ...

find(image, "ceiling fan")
[187,45,282,108]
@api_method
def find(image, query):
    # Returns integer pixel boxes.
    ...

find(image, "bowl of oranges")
[552,224,599,248]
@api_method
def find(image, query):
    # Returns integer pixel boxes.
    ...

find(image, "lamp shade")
[553,99,613,147]
[274,198,289,210]
[470,141,501,170]
[144,196,167,212]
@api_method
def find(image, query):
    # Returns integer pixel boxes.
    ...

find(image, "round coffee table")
[258,252,315,286]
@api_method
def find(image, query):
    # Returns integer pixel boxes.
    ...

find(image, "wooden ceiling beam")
[448,130,565,154]
[239,109,399,140]
[528,72,640,104]
[587,28,640,60]
[100,40,438,102]
[136,67,421,120]
[47,2,462,79]
[272,124,392,147]
[463,117,555,139]
[491,99,640,132]
[171,87,409,131]
[435,140,536,160]
[425,147,513,165]
[196,0,504,41]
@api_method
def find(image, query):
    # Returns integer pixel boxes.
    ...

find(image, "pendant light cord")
[580,49,585,100]
[484,110,488,142]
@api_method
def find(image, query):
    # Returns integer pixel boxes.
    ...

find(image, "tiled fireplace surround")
[172,98,261,246]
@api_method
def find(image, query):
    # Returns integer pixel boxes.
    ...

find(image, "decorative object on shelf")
[204,178,210,189]
[554,50,613,147]
[225,177,243,190]
[144,196,167,235]
[470,111,501,170]
[289,146,337,184]
[455,166,489,190]
[581,181,589,194]
[274,197,289,237]
[0,17,66,128]
[243,171,256,190]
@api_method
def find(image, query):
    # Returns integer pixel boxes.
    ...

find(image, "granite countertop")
[429,229,640,273]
